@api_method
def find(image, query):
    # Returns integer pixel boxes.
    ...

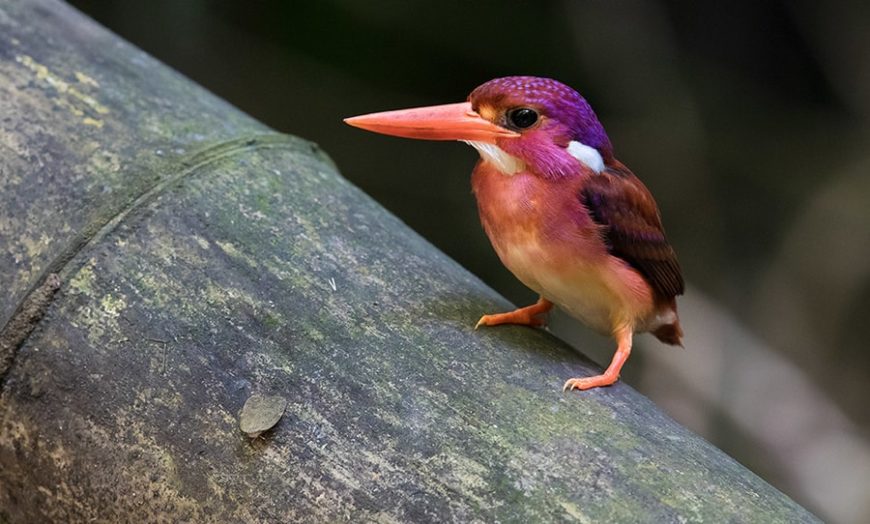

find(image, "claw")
[475,297,552,330]
[563,328,632,392]
[563,374,618,392]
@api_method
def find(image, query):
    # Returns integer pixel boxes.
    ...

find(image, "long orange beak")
[344,102,518,143]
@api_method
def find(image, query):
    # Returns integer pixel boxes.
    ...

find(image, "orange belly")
[471,164,658,335]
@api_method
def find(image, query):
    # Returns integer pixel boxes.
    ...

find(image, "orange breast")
[470,163,656,334]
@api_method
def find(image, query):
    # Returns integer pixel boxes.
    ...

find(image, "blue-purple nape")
[469,76,612,156]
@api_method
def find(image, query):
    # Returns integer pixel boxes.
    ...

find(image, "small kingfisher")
[345,76,684,392]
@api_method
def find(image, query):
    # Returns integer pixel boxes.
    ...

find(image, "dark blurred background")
[67,1,870,522]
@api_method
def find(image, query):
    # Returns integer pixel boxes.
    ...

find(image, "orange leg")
[475,297,553,329]
[563,328,632,392]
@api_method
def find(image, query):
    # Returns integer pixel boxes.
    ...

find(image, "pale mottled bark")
[0,1,819,522]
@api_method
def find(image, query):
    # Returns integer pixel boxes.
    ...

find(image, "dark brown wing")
[580,164,684,299]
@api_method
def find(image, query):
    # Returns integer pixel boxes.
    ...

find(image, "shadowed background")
[65,1,870,522]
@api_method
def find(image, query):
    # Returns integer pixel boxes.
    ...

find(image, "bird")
[344,76,684,392]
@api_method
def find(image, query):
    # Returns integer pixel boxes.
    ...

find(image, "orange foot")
[563,373,618,391]
[564,327,633,392]
[475,297,553,330]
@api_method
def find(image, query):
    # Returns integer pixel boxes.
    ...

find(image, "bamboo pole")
[0,1,818,522]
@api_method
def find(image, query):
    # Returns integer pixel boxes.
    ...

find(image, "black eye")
[508,108,539,129]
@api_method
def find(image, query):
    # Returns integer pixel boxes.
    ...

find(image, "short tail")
[652,318,683,347]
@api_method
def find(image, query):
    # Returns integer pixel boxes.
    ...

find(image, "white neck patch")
[462,140,525,175]
[567,140,604,173]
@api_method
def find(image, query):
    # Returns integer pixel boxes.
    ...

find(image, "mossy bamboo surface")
[0,1,819,522]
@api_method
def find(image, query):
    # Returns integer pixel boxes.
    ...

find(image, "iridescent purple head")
[468,76,613,178]
[469,76,612,156]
